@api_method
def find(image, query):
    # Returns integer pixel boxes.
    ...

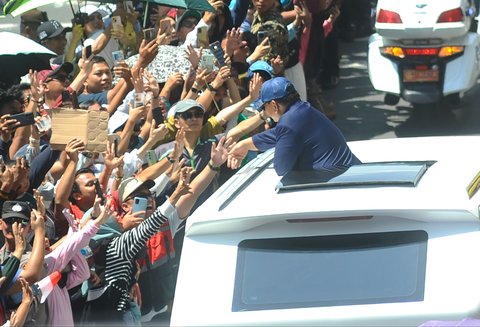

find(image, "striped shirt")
[103,201,175,312]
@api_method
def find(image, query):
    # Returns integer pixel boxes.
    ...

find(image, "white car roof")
[187,136,480,236]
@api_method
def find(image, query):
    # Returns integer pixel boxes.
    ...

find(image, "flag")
[31,271,62,303]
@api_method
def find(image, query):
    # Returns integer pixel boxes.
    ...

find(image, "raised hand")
[249,72,263,99]
[210,136,228,168]
[64,138,86,162]
[225,28,244,57]
[185,45,203,69]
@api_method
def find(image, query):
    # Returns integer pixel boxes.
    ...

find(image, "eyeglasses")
[44,75,69,84]
[3,217,29,226]
[180,110,204,120]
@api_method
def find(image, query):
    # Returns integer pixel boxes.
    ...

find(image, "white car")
[171,136,480,326]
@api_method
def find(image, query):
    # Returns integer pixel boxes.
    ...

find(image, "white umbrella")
[0,31,55,87]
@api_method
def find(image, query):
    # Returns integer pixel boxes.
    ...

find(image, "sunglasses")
[3,217,29,226]
[44,75,69,84]
[180,110,204,120]
[181,19,197,29]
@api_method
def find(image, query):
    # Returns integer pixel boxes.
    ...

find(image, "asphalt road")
[325,36,480,141]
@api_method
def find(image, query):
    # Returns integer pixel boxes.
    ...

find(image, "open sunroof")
[276,161,436,193]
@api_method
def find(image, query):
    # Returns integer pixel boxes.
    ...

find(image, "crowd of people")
[0,0,364,325]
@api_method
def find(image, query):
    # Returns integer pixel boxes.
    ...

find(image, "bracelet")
[114,175,123,180]
[166,155,176,164]
[90,212,98,219]
[29,137,40,146]
[208,160,221,172]
[191,87,200,94]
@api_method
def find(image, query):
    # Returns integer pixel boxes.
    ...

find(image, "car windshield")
[233,230,428,311]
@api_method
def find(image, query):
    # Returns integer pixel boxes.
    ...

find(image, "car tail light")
[380,46,405,58]
[438,46,464,57]
[404,48,439,56]
[437,8,464,23]
[377,9,402,23]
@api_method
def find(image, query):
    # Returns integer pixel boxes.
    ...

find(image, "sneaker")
[140,305,168,323]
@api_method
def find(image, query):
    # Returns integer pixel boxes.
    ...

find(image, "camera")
[74,12,88,26]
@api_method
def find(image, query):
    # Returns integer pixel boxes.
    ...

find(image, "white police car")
[171,136,480,326]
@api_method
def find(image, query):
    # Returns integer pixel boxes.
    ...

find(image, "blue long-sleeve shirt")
[252,101,361,176]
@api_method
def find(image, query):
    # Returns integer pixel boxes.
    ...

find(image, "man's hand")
[164,72,184,93]
[143,69,160,98]
[270,55,284,75]
[131,67,145,93]
[0,114,20,143]
[121,211,145,230]
[30,209,46,233]
[12,222,26,259]
[248,37,271,63]
[210,65,231,89]
[249,73,263,99]
[113,62,132,82]
[128,104,146,123]
[225,28,245,57]
[149,121,168,143]
[137,39,159,68]
[227,139,250,169]
[0,166,13,194]
[210,136,229,168]
[185,45,203,69]
[64,138,86,163]
[104,140,124,171]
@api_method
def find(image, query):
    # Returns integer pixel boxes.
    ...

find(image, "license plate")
[403,69,439,82]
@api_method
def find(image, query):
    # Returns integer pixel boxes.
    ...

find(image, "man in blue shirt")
[227,77,360,176]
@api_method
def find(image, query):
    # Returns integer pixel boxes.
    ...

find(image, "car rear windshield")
[233,230,427,312]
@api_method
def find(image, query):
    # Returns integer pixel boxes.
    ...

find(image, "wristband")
[208,160,221,171]
[191,87,200,94]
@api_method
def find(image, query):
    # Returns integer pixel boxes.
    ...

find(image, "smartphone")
[132,197,148,218]
[200,52,215,72]
[143,28,157,42]
[124,0,133,12]
[209,41,226,67]
[134,93,145,107]
[35,115,51,132]
[146,150,157,166]
[61,91,73,107]
[112,50,125,65]
[159,18,171,34]
[257,30,269,45]
[152,107,164,127]
[107,133,120,157]
[93,179,105,205]
[85,45,92,58]
[10,112,34,127]
[197,26,209,49]
[111,16,123,35]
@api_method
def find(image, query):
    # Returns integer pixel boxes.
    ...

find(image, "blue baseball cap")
[252,77,297,110]
[247,60,274,80]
